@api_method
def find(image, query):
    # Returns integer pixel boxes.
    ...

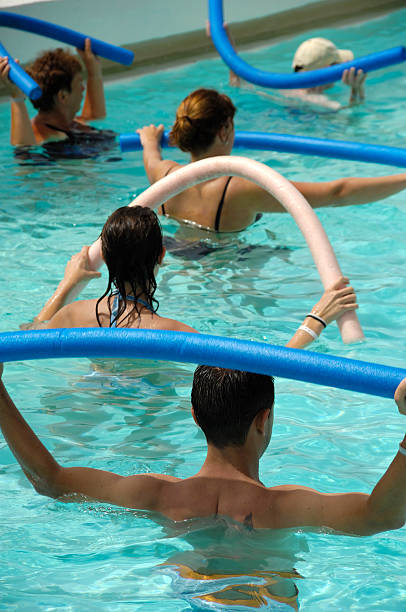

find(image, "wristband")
[398,443,406,457]
[306,313,327,328]
[299,325,319,340]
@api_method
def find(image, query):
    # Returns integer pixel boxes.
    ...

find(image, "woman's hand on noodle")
[395,379,406,416]
[62,246,101,289]
[137,124,164,147]
[310,276,358,325]
[0,56,24,98]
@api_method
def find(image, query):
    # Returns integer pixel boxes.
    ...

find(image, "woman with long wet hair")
[31,206,195,333]
[28,205,358,350]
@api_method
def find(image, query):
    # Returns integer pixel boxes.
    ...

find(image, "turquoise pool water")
[1,7,406,610]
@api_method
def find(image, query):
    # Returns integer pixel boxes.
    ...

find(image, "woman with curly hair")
[0,39,108,148]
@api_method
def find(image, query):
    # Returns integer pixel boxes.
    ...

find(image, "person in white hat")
[208,24,366,111]
[290,37,366,108]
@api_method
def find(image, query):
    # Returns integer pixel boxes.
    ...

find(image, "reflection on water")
[155,516,306,610]
[15,129,118,164]
[163,225,292,264]
[2,8,406,609]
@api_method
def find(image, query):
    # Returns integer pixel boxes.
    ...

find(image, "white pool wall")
[0,0,403,76]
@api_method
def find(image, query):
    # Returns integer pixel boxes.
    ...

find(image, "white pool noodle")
[87,156,364,343]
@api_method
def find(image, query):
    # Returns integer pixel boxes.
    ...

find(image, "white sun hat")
[292,37,354,71]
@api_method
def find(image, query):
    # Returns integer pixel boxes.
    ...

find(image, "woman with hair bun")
[137,88,406,233]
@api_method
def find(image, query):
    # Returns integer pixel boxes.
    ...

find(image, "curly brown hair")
[169,88,236,155]
[26,48,82,112]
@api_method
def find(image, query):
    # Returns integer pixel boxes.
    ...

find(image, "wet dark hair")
[26,48,82,112]
[191,366,274,448]
[96,206,163,327]
[169,88,236,155]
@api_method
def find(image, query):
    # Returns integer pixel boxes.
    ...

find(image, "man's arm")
[77,39,106,121]
[285,276,357,349]
[275,379,406,535]
[0,57,36,146]
[137,124,178,184]
[0,363,164,508]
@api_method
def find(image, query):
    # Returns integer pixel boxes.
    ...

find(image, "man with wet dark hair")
[191,366,274,448]
[1,362,406,536]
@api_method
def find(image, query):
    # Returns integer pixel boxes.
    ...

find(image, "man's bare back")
[1,364,406,537]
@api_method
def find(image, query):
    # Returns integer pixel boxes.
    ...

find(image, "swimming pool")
[1,7,406,610]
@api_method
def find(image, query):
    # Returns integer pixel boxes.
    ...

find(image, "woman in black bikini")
[138,88,406,233]
[0,39,112,153]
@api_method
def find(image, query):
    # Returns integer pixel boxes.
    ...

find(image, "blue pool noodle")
[1,329,405,399]
[0,11,133,98]
[209,0,406,88]
[0,41,41,99]
[0,11,134,65]
[119,130,406,168]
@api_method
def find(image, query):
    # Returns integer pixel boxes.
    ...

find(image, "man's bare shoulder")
[268,484,319,493]
[248,484,325,529]
[265,484,323,508]
[137,472,180,483]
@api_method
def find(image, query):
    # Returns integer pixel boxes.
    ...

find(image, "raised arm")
[30,246,100,328]
[233,172,406,214]
[285,276,357,349]
[77,38,106,121]
[321,378,406,534]
[275,379,406,535]
[0,363,162,508]
[205,20,241,87]
[293,173,406,208]
[342,67,366,106]
[0,57,36,146]
[137,124,178,183]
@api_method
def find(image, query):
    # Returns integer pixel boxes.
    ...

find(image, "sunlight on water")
[0,7,406,610]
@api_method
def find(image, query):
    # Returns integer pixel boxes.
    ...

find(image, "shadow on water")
[14,129,120,164]
[163,226,292,265]
[153,515,305,610]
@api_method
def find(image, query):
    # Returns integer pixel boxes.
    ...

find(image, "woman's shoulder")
[47,299,99,329]
[31,116,67,145]
[159,161,183,179]
[149,315,197,333]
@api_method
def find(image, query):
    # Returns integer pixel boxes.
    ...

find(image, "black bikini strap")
[44,123,71,136]
[214,176,232,232]
[161,166,175,216]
